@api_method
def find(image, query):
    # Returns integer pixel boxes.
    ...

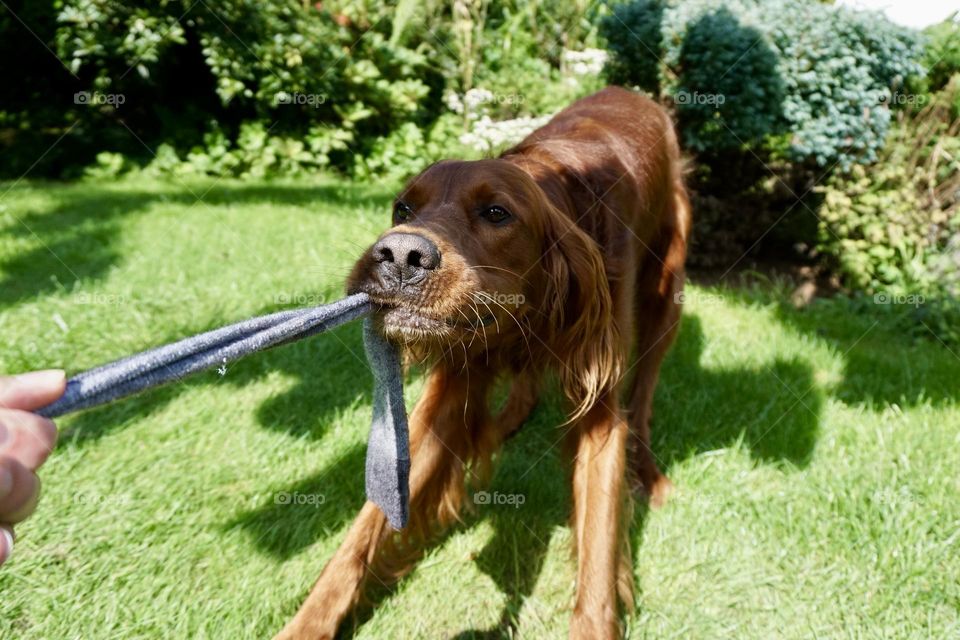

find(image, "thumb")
[0,371,66,412]
[0,525,12,565]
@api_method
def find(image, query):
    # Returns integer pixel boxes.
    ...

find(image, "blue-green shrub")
[601,0,924,168]
[601,0,663,93]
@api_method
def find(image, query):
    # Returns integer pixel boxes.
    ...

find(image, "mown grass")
[0,176,958,639]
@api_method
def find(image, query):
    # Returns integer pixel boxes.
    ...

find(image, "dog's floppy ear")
[539,203,621,421]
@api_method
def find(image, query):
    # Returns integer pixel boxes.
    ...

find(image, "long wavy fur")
[540,202,622,422]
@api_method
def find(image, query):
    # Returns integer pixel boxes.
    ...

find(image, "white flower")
[443,90,464,114]
[561,48,608,76]
[460,114,553,153]
[464,88,496,110]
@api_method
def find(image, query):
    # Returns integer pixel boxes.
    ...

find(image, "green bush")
[600,0,924,168]
[351,113,472,182]
[906,15,960,120]
[0,2,91,178]
[1,1,442,178]
[136,123,357,179]
[922,14,960,94]
[817,84,960,344]
[599,0,662,93]
[673,6,784,152]
[1,0,607,180]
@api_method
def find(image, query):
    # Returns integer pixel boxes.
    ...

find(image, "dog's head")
[348,159,618,415]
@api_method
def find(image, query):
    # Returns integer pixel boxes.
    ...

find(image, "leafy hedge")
[1,0,607,180]
[816,83,960,344]
[601,0,924,168]
[2,1,443,178]
[922,14,960,95]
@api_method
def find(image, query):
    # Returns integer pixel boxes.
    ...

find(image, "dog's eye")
[393,201,413,222]
[480,206,512,225]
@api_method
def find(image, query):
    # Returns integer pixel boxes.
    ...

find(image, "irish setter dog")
[277,86,690,639]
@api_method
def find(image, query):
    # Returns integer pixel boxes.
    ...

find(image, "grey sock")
[363,318,410,529]
[34,292,411,528]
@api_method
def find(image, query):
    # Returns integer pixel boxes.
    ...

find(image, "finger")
[0,409,58,470]
[0,457,41,524]
[0,525,12,565]
[0,370,66,412]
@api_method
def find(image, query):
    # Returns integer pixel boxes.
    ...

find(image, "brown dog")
[276,86,690,639]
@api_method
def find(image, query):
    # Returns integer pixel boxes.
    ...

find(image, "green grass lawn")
[1,176,958,639]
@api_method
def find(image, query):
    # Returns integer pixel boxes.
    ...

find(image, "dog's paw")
[629,472,673,509]
[569,608,621,640]
[647,474,673,509]
[272,622,334,640]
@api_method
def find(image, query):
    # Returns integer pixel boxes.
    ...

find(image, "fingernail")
[13,370,66,389]
[0,527,13,562]
[0,464,11,499]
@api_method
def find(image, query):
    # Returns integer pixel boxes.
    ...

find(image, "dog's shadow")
[448,313,820,638]
[231,313,822,637]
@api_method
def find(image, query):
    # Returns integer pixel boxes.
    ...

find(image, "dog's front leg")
[274,367,486,640]
[569,396,630,640]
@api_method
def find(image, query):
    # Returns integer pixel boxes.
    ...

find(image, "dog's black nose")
[373,233,440,286]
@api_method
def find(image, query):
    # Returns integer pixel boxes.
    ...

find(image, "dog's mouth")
[372,300,495,341]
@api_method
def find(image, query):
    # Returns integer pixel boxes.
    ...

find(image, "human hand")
[0,370,66,565]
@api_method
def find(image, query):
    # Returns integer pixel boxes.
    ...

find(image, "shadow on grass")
[230,310,824,637]
[229,443,369,558]
[712,279,960,408]
[17,178,391,448]
[57,320,372,447]
[656,315,820,468]
[21,179,957,636]
[61,275,954,637]
[780,302,960,408]
[58,272,956,637]
[0,179,393,307]
[444,406,571,640]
